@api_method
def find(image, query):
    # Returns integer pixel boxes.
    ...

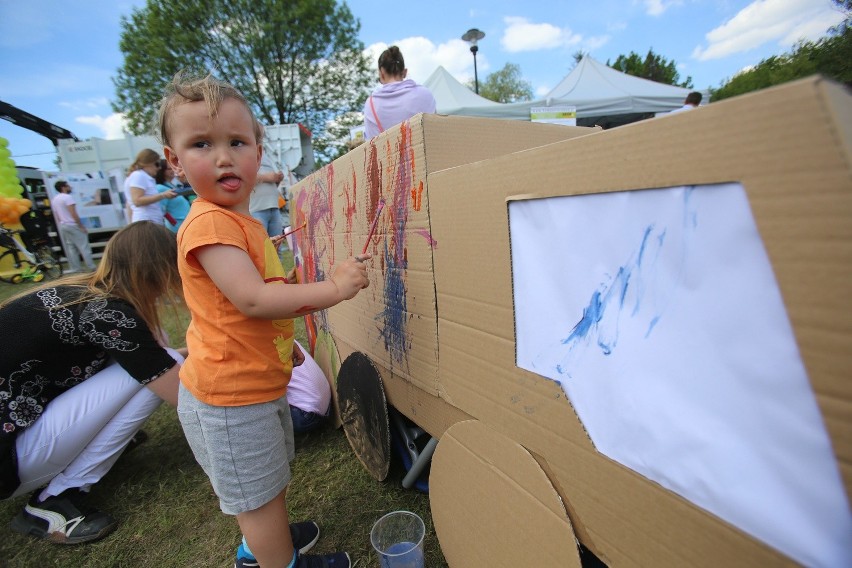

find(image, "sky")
[0,0,845,172]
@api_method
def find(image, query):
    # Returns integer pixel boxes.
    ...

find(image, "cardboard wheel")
[430,420,581,567]
[337,352,391,481]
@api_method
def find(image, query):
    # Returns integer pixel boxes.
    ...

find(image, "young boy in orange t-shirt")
[159,73,369,568]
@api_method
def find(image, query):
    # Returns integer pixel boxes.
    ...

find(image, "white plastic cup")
[370,510,425,568]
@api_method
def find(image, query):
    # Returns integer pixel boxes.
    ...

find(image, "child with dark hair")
[159,72,370,568]
[154,159,191,233]
[362,45,436,139]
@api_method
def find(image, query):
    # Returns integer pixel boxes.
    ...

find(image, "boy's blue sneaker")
[235,549,350,568]
[235,542,259,568]
[234,521,323,567]
[290,521,320,554]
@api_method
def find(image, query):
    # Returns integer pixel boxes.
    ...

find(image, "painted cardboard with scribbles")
[287,78,852,568]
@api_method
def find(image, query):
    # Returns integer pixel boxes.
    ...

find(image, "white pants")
[11,348,183,501]
[58,223,95,272]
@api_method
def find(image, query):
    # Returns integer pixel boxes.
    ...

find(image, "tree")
[607,49,693,88]
[466,63,533,103]
[113,0,373,162]
[711,2,851,101]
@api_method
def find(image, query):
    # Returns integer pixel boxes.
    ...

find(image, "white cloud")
[364,36,481,85]
[501,17,582,53]
[584,35,612,52]
[76,113,128,139]
[59,98,112,112]
[692,0,845,61]
[535,85,552,97]
[640,0,684,17]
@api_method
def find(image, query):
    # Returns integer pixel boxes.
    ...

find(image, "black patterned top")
[0,285,178,498]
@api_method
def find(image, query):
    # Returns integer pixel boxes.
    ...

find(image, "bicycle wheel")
[33,245,63,280]
[0,249,36,284]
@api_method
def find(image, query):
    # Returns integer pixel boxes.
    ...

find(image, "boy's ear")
[256,142,263,168]
[163,147,183,177]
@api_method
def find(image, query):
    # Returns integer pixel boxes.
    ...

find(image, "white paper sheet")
[509,183,851,567]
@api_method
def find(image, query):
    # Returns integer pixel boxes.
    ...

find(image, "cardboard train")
[287,76,851,567]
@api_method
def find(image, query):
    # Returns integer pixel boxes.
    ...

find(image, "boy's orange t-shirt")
[177,198,295,406]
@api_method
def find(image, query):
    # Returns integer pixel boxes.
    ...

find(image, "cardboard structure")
[288,78,851,567]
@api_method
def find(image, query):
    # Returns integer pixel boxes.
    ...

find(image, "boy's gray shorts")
[177,382,296,515]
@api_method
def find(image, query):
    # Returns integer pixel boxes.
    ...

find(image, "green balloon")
[0,137,7,148]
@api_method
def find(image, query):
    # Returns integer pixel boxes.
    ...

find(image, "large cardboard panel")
[289,114,593,414]
[428,76,851,566]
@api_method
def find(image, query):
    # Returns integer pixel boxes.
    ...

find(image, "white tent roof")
[423,66,503,114]
[544,55,701,117]
[424,56,708,122]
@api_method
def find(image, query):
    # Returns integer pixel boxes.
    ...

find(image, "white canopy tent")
[424,56,709,127]
[543,55,708,119]
[423,66,534,120]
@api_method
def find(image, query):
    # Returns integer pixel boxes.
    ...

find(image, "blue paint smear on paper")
[552,187,697,377]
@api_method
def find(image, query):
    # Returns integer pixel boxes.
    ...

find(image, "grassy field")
[0,252,448,568]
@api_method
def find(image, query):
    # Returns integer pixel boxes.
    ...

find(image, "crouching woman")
[0,221,186,544]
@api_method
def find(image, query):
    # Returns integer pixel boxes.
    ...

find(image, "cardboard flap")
[431,420,580,568]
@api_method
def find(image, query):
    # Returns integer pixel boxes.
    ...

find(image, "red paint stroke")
[342,167,358,253]
[362,198,385,255]
[264,276,289,283]
[414,229,437,249]
[411,180,423,211]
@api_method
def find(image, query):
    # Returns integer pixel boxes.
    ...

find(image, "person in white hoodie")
[362,45,436,139]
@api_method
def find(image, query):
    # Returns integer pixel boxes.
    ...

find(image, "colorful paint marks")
[290,119,426,365]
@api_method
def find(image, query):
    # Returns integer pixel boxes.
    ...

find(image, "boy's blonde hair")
[158,72,264,147]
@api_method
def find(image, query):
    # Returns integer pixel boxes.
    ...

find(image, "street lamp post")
[462,28,485,94]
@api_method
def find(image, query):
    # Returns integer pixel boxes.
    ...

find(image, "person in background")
[671,91,703,113]
[249,152,285,237]
[155,159,191,233]
[51,180,96,273]
[287,340,331,434]
[160,72,369,568]
[123,149,176,224]
[173,172,196,203]
[362,45,436,140]
[1,222,186,544]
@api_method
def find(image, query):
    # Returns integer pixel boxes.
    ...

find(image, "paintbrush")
[283,221,307,238]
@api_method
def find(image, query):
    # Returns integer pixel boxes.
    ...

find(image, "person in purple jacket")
[362,45,436,139]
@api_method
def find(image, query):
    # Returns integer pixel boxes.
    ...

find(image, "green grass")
[0,251,447,568]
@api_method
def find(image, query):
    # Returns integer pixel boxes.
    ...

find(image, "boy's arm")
[194,243,369,320]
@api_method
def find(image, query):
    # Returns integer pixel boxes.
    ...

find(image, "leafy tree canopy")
[467,63,533,103]
[711,1,851,101]
[607,49,693,88]
[113,0,373,162]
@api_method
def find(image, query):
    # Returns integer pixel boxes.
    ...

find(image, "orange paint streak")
[411,180,424,211]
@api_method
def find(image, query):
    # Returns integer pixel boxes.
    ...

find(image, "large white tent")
[543,55,709,125]
[424,56,709,127]
[423,66,502,115]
